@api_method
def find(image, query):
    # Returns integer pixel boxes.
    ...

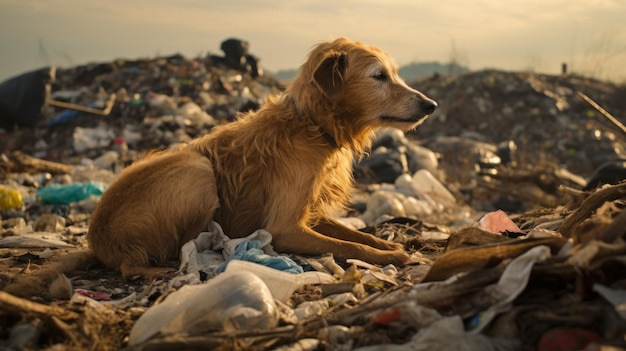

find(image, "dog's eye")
[373,71,388,82]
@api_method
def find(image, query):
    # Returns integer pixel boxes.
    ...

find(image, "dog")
[87,37,437,279]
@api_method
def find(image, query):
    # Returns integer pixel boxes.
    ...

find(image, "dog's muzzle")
[420,98,438,115]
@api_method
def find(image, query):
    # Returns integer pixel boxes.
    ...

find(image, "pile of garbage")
[412,70,626,179]
[0,38,282,162]
[2,39,626,351]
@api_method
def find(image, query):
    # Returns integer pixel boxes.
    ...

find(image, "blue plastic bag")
[216,240,303,275]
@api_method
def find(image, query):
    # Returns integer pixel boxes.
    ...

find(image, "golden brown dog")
[87,37,437,279]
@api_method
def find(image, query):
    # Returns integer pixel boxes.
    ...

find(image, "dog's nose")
[420,99,438,115]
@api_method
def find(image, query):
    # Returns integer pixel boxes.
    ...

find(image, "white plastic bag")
[129,270,278,345]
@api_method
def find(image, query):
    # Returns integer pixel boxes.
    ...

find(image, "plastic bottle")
[92,151,119,170]
[396,170,456,209]
[72,127,115,152]
[360,190,407,225]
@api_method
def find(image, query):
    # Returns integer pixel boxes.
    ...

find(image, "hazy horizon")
[1,0,625,83]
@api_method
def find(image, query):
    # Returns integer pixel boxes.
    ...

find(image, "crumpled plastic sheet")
[410,245,550,334]
[178,221,302,279]
[465,245,551,333]
[128,270,278,345]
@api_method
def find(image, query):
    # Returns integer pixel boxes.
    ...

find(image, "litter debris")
[0,186,23,210]
[478,209,521,234]
[2,39,626,351]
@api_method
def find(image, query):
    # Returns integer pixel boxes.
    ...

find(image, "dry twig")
[577,91,626,136]
[557,182,626,237]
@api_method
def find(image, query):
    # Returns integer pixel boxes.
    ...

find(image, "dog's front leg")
[313,217,404,251]
[270,224,409,267]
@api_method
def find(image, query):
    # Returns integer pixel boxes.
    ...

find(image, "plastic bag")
[37,181,106,204]
[224,260,335,302]
[129,270,278,345]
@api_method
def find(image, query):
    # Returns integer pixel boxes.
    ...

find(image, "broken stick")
[0,150,73,175]
[0,291,79,320]
[577,91,626,136]
[44,83,117,116]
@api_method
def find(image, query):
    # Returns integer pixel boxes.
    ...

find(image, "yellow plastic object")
[0,187,24,210]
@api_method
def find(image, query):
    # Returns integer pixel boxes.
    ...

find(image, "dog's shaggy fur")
[87,37,437,279]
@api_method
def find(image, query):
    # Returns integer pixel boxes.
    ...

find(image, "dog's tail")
[2,250,99,299]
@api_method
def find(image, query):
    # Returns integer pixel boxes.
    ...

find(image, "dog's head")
[291,37,437,134]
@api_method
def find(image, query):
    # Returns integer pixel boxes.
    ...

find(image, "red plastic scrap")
[537,327,601,351]
[75,289,111,301]
[478,209,521,234]
[374,308,402,325]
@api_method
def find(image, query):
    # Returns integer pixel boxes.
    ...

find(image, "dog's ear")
[313,51,347,101]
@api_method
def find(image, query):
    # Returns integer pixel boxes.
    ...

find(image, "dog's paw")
[377,240,404,252]
[387,250,410,267]
[368,240,405,252]
[365,248,409,267]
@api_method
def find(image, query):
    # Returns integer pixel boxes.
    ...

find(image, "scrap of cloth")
[179,221,303,279]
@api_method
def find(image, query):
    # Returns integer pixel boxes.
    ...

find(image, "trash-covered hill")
[2,59,625,185]
[0,39,283,163]
[411,70,626,179]
[2,39,626,351]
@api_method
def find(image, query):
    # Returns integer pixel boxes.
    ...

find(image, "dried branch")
[557,182,626,237]
[577,91,626,136]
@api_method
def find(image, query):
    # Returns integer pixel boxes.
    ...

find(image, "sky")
[1,0,625,83]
